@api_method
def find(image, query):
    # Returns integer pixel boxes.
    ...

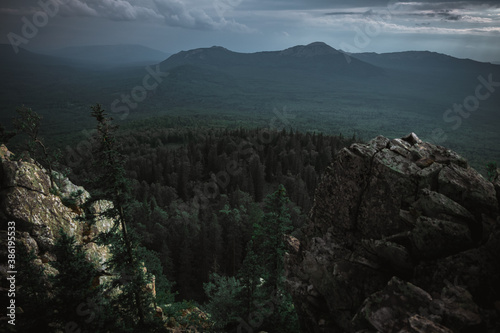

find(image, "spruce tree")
[50,229,108,332]
[242,184,299,333]
[12,106,59,188]
[253,184,292,292]
[203,273,244,331]
[237,240,264,316]
[86,104,156,329]
[15,243,53,333]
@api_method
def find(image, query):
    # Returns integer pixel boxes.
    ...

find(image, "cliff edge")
[0,150,114,290]
[286,133,500,332]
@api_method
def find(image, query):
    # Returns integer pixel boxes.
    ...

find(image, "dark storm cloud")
[435,11,463,21]
[323,5,461,22]
[0,0,498,30]
[409,9,463,21]
[395,1,500,10]
[0,0,499,62]
[243,0,500,10]
[0,0,250,31]
[152,0,249,31]
[324,12,362,16]
[319,1,499,26]
[0,0,162,21]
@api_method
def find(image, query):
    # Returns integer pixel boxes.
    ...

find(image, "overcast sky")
[1,0,499,62]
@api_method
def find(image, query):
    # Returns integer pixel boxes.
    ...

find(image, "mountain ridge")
[351,49,497,72]
[162,41,383,78]
[2,42,496,71]
[1,42,499,171]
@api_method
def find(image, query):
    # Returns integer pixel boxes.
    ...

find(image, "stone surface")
[494,169,500,209]
[0,149,165,329]
[286,133,500,333]
[410,216,473,259]
[0,156,115,285]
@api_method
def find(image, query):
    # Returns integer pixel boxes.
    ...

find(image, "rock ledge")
[286,133,500,332]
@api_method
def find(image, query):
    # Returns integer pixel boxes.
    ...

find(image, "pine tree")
[237,240,264,316]
[244,184,299,333]
[104,230,159,331]
[254,184,292,292]
[15,242,53,333]
[86,104,157,329]
[50,229,109,332]
[12,106,59,188]
[249,154,265,202]
[203,273,244,331]
[219,204,245,276]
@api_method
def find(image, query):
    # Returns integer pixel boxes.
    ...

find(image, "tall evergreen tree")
[253,184,292,292]
[203,273,244,331]
[249,154,265,202]
[12,106,60,188]
[219,204,245,276]
[50,229,111,332]
[237,240,264,316]
[245,184,299,332]
[15,243,53,333]
[86,104,156,329]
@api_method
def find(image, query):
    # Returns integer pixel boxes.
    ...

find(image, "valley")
[1,42,499,171]
[2,42,500,332]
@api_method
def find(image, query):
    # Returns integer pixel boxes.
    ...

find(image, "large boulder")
[286,133,500,332]
[0,155,113,279]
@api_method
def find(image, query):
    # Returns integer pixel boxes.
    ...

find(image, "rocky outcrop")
[0,153,113,281]
[286,133,500,332]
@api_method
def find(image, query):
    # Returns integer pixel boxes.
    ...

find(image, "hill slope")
[1,42,499,169]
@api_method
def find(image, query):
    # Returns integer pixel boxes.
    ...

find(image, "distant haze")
[0,0,499,62]
[1,41,499,170]
[42,44,170,67]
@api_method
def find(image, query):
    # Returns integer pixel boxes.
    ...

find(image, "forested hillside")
[3,103,499,332]
[2,105,358,332]
[66,118,356,302]
[2,43,499,172]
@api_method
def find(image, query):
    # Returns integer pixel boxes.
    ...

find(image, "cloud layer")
[247,1,500,37]
[2,0,498,35]
[0,0,498,62]
[1,0,249,31]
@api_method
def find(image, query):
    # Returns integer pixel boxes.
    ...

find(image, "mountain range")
[161,42,382,78]
[1,42,499,168]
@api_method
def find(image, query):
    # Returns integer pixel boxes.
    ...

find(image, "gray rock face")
[286,133,500,332]
[0,156,113,279]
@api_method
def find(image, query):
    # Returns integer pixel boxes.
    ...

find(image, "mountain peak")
[307,41,330,48]
[178,45,231,60]
[280,42,340,58]
[209,45,228,50]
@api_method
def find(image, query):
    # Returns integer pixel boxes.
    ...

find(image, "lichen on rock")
[0,155,114,282]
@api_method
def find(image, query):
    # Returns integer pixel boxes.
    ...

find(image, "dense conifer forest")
[68,111,357,302]
[4,106,357,332]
